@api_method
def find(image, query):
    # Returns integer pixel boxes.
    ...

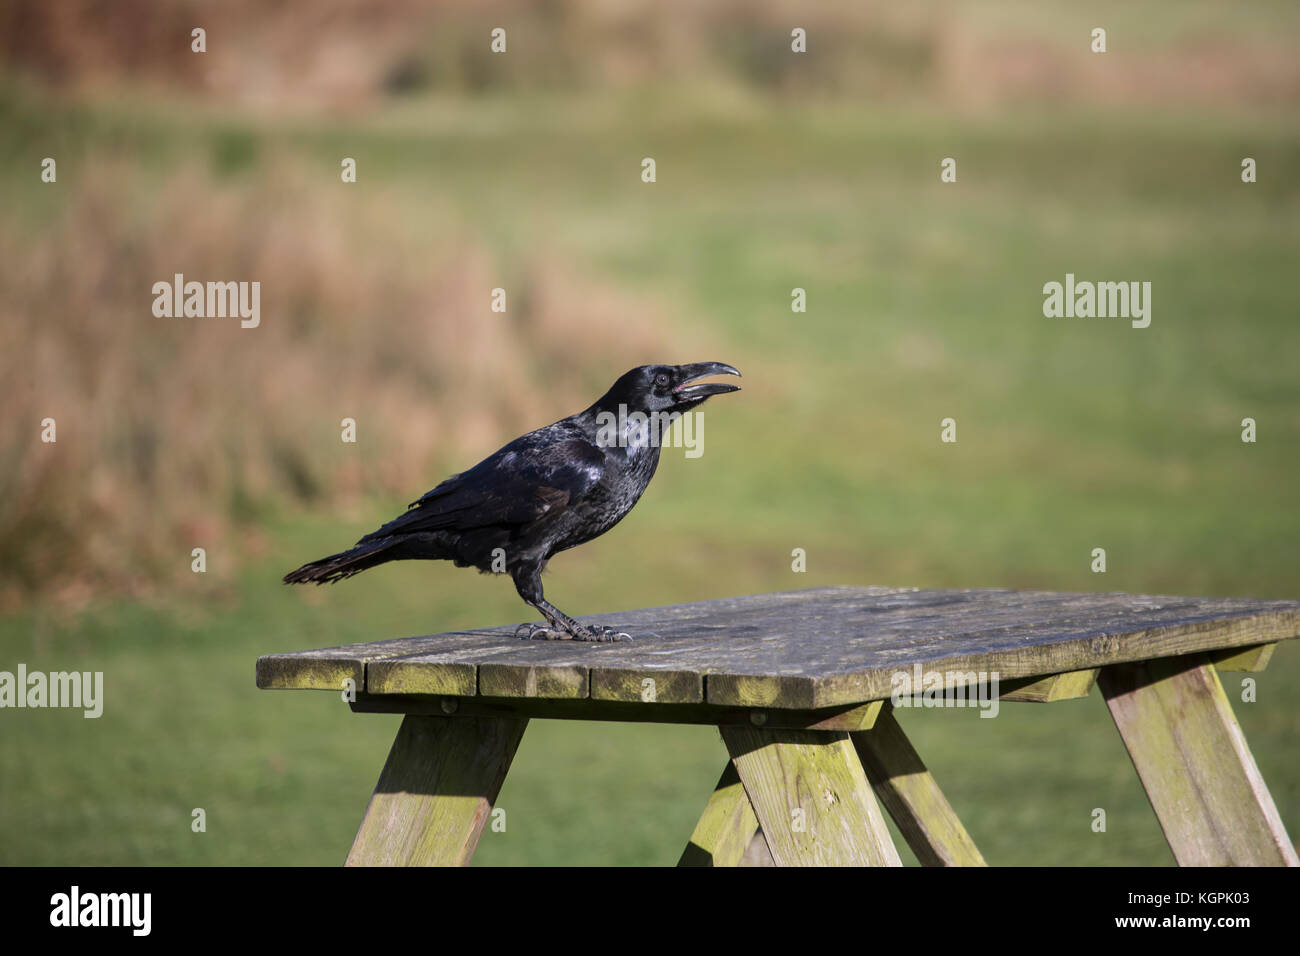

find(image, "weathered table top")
[257,586,1300,710]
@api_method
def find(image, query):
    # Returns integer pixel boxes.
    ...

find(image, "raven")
[283,362,741,641]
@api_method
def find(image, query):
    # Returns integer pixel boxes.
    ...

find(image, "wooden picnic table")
[257,586,1300,866]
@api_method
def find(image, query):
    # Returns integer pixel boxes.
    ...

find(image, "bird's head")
[596,362,742,415]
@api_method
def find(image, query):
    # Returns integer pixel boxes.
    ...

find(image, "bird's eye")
[655,373,670,388]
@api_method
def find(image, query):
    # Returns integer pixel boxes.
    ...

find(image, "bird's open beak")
[672,362,742,402]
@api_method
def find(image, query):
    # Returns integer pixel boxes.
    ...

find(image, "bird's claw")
[514,622,632,642]
[577,625,633,643]
[515,623,567,641]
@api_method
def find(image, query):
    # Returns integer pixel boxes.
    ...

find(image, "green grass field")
[1,83,1298,865]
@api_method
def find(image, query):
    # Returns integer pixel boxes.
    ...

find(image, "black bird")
[284,362,741,641]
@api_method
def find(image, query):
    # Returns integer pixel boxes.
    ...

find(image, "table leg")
[740,829,777,866]
[851,705,987,866]
[345,714,527,866]
[678,763,761,866]
[1099,655,1298,867]
[719,725,902,866]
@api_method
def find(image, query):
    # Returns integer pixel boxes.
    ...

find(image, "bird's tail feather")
[282,538,398,585]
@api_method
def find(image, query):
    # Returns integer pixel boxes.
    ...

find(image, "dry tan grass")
[5,0,1296,111]
[0,158,669,606]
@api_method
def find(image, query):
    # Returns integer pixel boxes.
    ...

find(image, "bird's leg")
[511,566,632,642]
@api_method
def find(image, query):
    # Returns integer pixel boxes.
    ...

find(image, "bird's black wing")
[357,435,605,543]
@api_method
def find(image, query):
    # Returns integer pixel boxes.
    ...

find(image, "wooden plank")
[999,668,1098,702]
[258,587,957,693]
[261,586,1300,711]
[477,661,588,699]
[1099,656,1298,867]
[740,830,776,866]
[705,596,1300,709]
[256,656,361,692]
[851,706,986,866]
[348,692,882,730]
[701,589,1150,709]
[678,764,760,867]
[257,633,492,691]
[721,725,902,866]
[367,661,477,697]
[370,638,711,703]
[798,699,883,731]
[345,715,526,866]
[642,592,1291,709]
[1212,642,1277,673]
[365,632,574,697]
[590,667,702,704]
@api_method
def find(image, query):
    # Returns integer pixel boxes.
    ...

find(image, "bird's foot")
[515,623,568,641]
[574,624,633,643]
[514,621,632,642]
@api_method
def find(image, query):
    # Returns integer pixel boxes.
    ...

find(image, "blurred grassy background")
[1,1,1298,865]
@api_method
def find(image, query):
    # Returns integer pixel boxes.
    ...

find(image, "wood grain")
[259,586,1300,711]
[721,724,902,866]
[852,706,986,866]
[678,764,761,867]
[345,715,526,866]
[1099,656,1298,867]
[740,830,776,866]
[348,692,882,729]
[1212,642,1276,673]
[999,668,1098,702]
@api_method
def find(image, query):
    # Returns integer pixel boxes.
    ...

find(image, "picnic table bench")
[257,586,1300,866]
